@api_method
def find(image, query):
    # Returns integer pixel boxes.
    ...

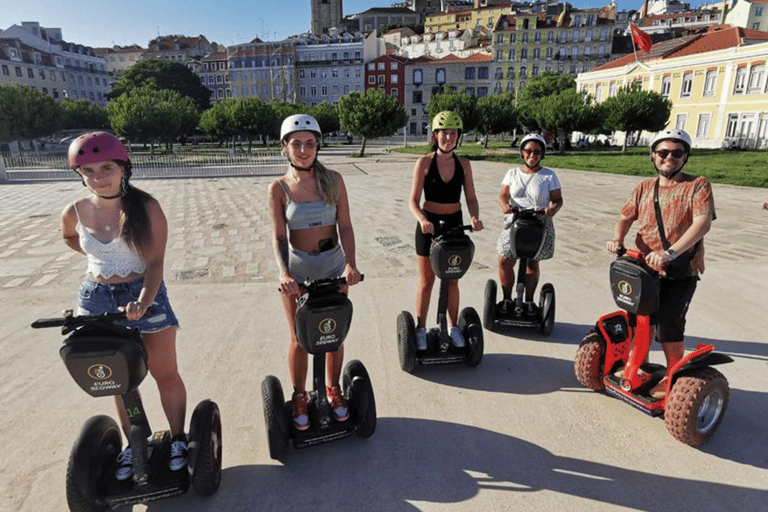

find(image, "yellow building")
[576,25,768,149]
[425,2,515,39]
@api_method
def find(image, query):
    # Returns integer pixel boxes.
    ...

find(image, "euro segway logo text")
[317,318,338,345]
[446,254,463,274]
[87,363,113,380]
[617,281,632,296]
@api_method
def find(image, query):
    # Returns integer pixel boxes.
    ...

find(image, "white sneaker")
[115,447,133,481]
[449,326,465,348]
[169,439,188,472]
[416,327,427,351]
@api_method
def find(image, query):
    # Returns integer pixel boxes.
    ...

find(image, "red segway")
[574,249,732,446]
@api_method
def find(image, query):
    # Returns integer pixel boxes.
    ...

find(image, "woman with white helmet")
[606,129,716,398]
[409,111,484,350]
[61,132,188,481]
[268,114,361,431]
[496,134,563,313]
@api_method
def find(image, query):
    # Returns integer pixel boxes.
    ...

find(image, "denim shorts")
[77,278,180,333]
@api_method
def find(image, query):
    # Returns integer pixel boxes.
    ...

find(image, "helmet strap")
[289,159,314,173]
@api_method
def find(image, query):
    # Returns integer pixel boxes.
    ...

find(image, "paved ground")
[2,148,767,511]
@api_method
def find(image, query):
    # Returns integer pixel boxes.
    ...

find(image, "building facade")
[726,0,768,32]
[95,45,144,77]
[365,54,408,107]
[0,22,110,105]
[311,0,345,34]
[345,7,423,32]
[200,52,231,103]
[576,25,768,149]
[227,41,297,103]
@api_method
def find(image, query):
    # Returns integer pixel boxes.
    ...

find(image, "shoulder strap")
[654,178,701,255]
[276,179,291,202]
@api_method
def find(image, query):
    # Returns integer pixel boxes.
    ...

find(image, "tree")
[59,99,109,130]
[108,59,211,110]
[108,85,199,153]
[0,84,62,144]
[337,89,408,157]
[230,98,272,150]
[309,101,341,145]
[199,100,238,146]
[265,100,305,144]
[475,92,517,147]
[533,88,597,153]
[601,85,673,151]
[516,72,576,132]
[427,89,479,135]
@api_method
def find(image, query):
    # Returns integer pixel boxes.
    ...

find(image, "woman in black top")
[408,111,483,350]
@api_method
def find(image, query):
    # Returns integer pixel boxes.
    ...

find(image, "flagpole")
[630,23,638,64]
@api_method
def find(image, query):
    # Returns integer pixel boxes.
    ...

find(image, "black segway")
[397,223,484,372]
[31,309,222,511]
[261,275,375,460]
[484,208,555,335]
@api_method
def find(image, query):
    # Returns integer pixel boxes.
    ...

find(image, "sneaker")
[292,391,310,431]
[169,438,188,472]
[449,326,466,348]
[416,327,427,351]
[327,385,350,422]
[115,447,133,481]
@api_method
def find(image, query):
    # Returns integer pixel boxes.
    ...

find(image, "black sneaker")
[169,437,188,472]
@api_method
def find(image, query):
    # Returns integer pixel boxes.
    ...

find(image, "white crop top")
[74,206,146,279]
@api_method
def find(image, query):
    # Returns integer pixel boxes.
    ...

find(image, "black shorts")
[415,210,463,257]
[652,276,698,343]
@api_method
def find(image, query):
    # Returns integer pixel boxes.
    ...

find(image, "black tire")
[539,283,555,336]
[189,399,223,496]
[483,279,497,331]
[459,307,484,367]
[574,332,605,391]
[343,360,377,438]
[664,368,729,447]
[261,376,290,460]
[66,415,121,512]
[397,311,417,373]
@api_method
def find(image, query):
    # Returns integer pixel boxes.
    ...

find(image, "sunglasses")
[654,149,686,159]
[288,141,317,151]
[522,149,542,156]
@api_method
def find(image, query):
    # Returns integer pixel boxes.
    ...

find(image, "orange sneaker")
[292,391,310,431]
[326,385,349,422]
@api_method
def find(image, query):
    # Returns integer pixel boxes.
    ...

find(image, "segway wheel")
[261,376,290,460]
[539,283,555,336]
[483,279,497,331]
[343,360,377,438]
[574,332,605,391]
[458,307,484,367]
[664,368,729,447]
[397,311,417,373]
[66,415,121,512]
[189,399,223,496]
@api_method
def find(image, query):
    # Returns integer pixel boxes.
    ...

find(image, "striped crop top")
[74,205,146,279]
[279,181,337,230]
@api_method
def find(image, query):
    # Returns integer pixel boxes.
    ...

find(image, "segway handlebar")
[434,221,474,237]
[32,308,156,332]
[279,274,365,294]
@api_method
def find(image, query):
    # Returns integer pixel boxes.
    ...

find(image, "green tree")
[231,97,272,150]
[475,92,517,148]
[601,85,673,151]
[108,85,199,154]
[199,100,238,146]
[309,101,341,145]
[516,72,577,132]
[0,84,62,144]
[337,89,408,157]
[427,89,479,135]
[533,88,597,153]
[59,99,109,130]
[265,100,305,144]
[108,59,211,110]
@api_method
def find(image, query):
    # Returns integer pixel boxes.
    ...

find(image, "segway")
[574,248,732,446]
[31,309,222,511]
[483,208,555,335]
[397,223,484,372]
[261,275,375,460]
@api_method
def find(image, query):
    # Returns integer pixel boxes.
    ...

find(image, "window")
[413,69,423,84]
[600,29,608,41]
[390,88,398,98]
[520,66,527,78]
[510,33,516,43]
[521,48,528,60]
[478,67,489,79]
[661,75,671,97]
[465,87,475,95]
[241,85,247,97]
[465,67,475,79]
[391,74,398,84]
[559,47,567,60]
[598,45,606,58]
[584,47,591,58]
[1,65,8,76]
[322,85,328,95]
[535,32,541,43]
[413,90,423,103]
[332,68,338,78]
[436,68,446,84]
[733,67,747,94]
[572,30,580,42]
[725,113,739,137]
[681,73,692,98]
[310,86,317,96]
[696,113,711,138]
[391,62,398,70]
[675,113,687,131]
[547,31,554,43]
[595,84,603,101]
[508,67,515,78]
[299,86,306,96]
[28,68,35,78]
[368,63,375,71]
[748,65,764,93]
[571,47,578,59]
[546,48,553,59]
[377,62,385,70]
[377,76,385,87]
[585,30,592,42]
[703,71,717,97]
[478,87,488,97]
[534,48,541,59]
[509,49,515,61]
[609,82,617,97]
[368,75,375,84]
[559,31,568,43]
[522,33,528,43]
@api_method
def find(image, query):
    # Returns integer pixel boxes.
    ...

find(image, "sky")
[2,0,645,50]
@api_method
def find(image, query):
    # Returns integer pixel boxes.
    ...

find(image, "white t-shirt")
[501,166,561,210]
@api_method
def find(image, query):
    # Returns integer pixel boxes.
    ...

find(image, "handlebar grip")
[31,317,66,329]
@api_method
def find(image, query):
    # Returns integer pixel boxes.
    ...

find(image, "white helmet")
[280,114,322,141]
[520,133,546,157]
[651,129,691,154]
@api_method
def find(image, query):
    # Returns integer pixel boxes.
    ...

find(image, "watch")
[666,249,677,259]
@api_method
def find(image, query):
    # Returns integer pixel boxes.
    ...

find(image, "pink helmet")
[68,132,129,169]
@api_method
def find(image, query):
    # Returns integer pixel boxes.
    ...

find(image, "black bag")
[654,178,699,280]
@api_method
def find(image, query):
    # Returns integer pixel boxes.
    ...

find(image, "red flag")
[630,23,653,53]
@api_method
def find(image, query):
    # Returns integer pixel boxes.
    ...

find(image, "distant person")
[269,114,361,431]
[408,111,483,350]
[762,201,768,212]
[61,132,188,481]
[606,129,715,398]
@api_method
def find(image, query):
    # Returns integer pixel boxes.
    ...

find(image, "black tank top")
[423,153,464,203]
